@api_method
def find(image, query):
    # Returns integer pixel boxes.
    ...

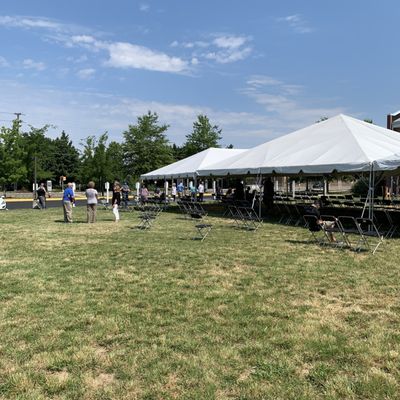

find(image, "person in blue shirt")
[177,181,184,198]
[63,182,75,223]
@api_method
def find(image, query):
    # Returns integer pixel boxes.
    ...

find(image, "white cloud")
[0,15,63,31]
[1,15,189,74]
[22,58,46,71]
[242,74,343,127]
[55,34,190,73]
[0,79,288,148]
[246,75,282,87]
[139,3,150,12]
[0,56,9,67]
[277,14,313,34]
[204,46,252,64]
[213,35,247,49]
[105,42,189,73]
[172,33,252,64]
[77,68,96,79]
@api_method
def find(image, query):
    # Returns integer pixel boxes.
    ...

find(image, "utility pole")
[14,112,23,120]
[34,155,37,200]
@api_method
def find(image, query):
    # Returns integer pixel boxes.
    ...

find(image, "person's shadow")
[54,220,87,224]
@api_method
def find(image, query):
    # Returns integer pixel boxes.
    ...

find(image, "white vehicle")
[0,196,8,210]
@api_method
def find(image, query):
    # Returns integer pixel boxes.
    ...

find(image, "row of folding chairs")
[177,200,207,218]
[303,214,384,254]
[273,202,305,226]
[226,204,262,231]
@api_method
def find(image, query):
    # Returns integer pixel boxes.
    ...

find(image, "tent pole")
[259,173,263,219]
[362,163,374,219]
[369,164,375,221]
[194,176,197,202]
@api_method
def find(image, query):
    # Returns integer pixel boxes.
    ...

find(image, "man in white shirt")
[198,181,205,202]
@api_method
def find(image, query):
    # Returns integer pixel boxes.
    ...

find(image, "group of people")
[59,180,129,224]
[139,181,205,202]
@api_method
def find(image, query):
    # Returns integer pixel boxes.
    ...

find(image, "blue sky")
[1,0,399,148]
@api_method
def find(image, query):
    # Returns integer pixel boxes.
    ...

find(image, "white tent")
[140,147,246,180]
[198,114,400,176]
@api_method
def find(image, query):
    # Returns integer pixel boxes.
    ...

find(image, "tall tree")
[0,120,27,190]
[171,143,186,161]
[22,125,55,183]
[182,114,222,157]
[92,133,109,190]
[78,135,96,184]
[79,133,113,189]
[106,141,125,181]
[52,131,80,180]
[123,111,173,178]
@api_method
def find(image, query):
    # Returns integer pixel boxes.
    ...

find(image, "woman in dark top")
[112,180,121,222]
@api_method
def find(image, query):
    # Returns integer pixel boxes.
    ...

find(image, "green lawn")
[0,206,399,399]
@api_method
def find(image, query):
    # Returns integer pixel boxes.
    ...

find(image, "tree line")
[0,112,224,191]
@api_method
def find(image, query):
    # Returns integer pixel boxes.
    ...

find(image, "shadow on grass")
[54,220,88,224]
[286,239,318,246]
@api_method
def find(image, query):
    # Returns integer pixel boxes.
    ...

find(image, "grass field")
[0,205,399,399]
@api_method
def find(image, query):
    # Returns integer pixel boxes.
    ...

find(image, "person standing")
[140,185,149,203]
[177,181,184,198]
[121,182,130,207]
[263,177,274,211]
[189,183,197,200]
[171,183,177,201]
[111,180,121,222]
[198,181,205,202]
[37,183,48,209]
[63,182,75,223]
[85,181,98,223]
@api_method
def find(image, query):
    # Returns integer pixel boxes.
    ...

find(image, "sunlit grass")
[0,206,399,399]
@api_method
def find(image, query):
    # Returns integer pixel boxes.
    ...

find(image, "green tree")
[171,143,186,161]
[182,114,222,157]
[123,111,173,178]
[78,135,96,184]
[92,133,109,190]
[106,141,125,181]
[52,131,80,180]
[79,133,113,189]
[0,120,27,191]
[22,125,55,184]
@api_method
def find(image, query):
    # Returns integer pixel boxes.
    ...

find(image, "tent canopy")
[140,147,246,180]
[198,114,400,176]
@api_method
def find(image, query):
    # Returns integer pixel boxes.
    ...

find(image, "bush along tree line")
[0,112,225,192]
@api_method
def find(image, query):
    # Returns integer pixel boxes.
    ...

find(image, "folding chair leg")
[194,223,212,241]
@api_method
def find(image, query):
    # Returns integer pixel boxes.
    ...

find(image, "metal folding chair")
[303,214,326,245]
[356,217,384,254]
